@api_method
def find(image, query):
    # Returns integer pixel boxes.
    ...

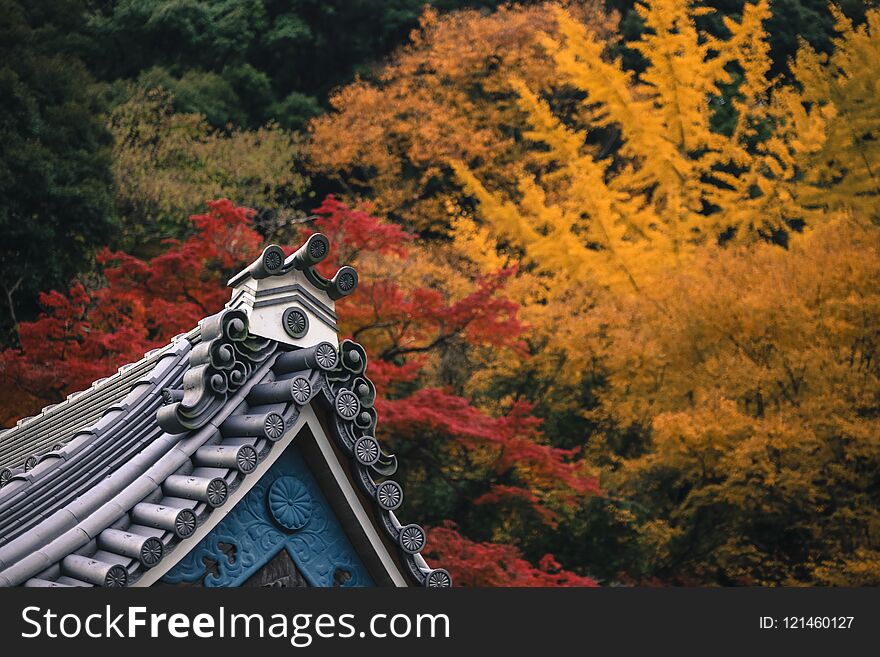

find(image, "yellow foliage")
[309,1,880,583]
[458,3,880,295]
[788,8,880,218]
[815,549,880,586]
[597,218,880,584]
[457,1,818,295]
[452,4,880,427]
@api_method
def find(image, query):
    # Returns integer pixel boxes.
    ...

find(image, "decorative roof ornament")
[226,233,358,349]
[156,308,276,434]
[268,476,313,530]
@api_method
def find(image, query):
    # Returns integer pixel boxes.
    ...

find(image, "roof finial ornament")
[225,233,357,348]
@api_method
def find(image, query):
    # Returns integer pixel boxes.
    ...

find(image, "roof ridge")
[226,234,357,302]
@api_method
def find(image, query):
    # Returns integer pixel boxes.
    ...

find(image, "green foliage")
[109,89,309,251]
[0,0,511,330]
[136,67,247,127]
[0,0,116,337]
[84,0,511,129]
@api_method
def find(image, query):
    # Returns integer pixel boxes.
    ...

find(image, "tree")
[785,7,880,219]
[445,0,876,449]
[306,0,880,584]
[109,88,309,251]
[426,522,598,586]
[85,0,513,130]
[0,199,260,420]
[0,0,116,337]
[452,0,821,292]
[0,197,598,585]
[590,217,880,585]
[309,195,601,578]
[603,0,869,78]
[309,1,616,235]
[449,1,880,584]
[308,3,622,460]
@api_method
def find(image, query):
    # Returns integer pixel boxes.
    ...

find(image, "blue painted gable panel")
[163,444,374,587]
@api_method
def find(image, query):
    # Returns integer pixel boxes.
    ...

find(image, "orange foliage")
[309,1,614,234]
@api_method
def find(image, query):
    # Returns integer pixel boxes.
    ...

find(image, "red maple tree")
[0,199,257,413]
[427,522,598,586]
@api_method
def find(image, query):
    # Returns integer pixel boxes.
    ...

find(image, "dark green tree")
[0,0,116,338]
[84,0,508,129]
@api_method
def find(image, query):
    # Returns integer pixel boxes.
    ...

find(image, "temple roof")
[0,234,450,588]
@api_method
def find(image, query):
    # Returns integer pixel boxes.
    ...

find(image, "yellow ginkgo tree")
[785,7,880,218]
[448,1,880,585]
[454,1,877,293]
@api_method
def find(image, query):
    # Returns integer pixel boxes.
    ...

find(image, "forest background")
[1,0,878,586]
